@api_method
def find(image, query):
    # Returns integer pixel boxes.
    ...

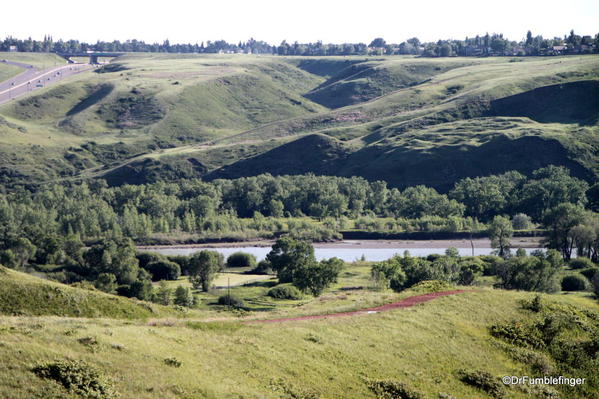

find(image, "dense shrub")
[489,322,546,349]
[580,266,598,281]
[32,360,116,399]
[569,257,595,269]
[136,252,163,269]
[268,285,302,300]
[457,369,505,398]
[495,250,562,293]
[479,255,503,276]
[144,260,181,281]
[217,294,244,308]
[251,260,273,275]
[163,357,182,368]
[226,252,257,268]
[366,379,424,399]
[561,275,589,291]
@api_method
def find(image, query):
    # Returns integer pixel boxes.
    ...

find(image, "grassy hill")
[0,53,598,188]
[0,284,597,398]
[0,266,176,319]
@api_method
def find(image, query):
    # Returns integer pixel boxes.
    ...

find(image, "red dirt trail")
[245,289,468,324]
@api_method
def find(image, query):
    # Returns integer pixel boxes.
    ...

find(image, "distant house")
[552,45,567,54]
[8,45,17,52]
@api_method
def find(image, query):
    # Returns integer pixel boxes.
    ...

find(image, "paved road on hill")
[0,60,92,105]
[245,289,468,324]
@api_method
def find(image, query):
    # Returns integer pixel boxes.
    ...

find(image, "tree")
[369,38,386,48]
[174,285,194,307]
[153,281,173,305]
[144,260,181,281]
[292,257,344,296]
[266,237,316,283]
[488,216,513,258]
[370,257,406,291]
[495,250,562,292]
[10,238,37,268]
[188,250,223,291]
[94,273,117,293]
[516,166,588,220]
[512,213,532,230]
[543,204,586,260]
[458,258,484,285]
[84,238,140,284]
[226,252,257,268]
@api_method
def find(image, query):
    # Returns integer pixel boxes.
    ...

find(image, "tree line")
[1,30,597,57]
[0,167,597,276]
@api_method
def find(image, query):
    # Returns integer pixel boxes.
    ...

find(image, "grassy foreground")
[0,263,598,398]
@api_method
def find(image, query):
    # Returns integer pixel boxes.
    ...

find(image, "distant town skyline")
[2,0,598,45]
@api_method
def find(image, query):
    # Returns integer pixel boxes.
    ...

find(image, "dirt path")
[245,289,468,324]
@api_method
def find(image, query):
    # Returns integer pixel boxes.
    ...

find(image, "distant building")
[8,45,17,52]
[552,45,567,54]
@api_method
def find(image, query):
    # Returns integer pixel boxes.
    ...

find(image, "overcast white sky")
[2,0,598,44]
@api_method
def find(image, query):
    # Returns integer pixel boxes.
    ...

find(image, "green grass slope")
[0,288,597,398]
[0,62,23,82]
[0,266,172,319]
[0,54,598,188]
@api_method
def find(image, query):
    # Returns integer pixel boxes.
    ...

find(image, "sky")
[2,0,598,44]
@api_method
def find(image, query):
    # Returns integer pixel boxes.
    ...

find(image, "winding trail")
[245,289,468,324]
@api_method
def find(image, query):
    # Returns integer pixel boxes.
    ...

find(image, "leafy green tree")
[488,216,513,258]
[94,273,118,293]
[9,237,37,268]
[445,247,459,258]
[512,213,532,230]
[495,250,562,292]
[188,250,224,291]
[370,257,406,291]
[266,237,316,283]
[144,260,181,281]
[458,258,484,285]
[226,252,257,268]
[153,281,173,305]
[292,257,344,296]
[174,285,194,307]
[516,166,588,220]
[84,238,140,284]
[543,204,586,260]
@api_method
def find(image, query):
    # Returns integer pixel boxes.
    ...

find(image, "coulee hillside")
[0,52,597,190]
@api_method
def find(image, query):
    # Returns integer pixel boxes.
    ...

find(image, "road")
[245,289,469,324]
[0,59,93,105]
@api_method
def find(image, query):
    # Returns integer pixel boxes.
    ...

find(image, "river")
[140,239,543,262]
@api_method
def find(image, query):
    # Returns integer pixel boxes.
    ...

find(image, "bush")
[136,252,164,269]
[226,252,257,268]
[561,275,589,291]
[174,285,194,307]
[251,260,273,275]
[569,257,595,269]
[268,285,302,300]
[580,267,598,281]
[479,255,503,276]
[163,357,182,367]
[144,260,181,281]
[457,369,505,398]
[366,379,424,399]
[593,273,599,296]
[32,360,116,399]
[217,294,244,308]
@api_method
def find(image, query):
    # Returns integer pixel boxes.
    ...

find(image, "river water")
[143,241,542,262]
